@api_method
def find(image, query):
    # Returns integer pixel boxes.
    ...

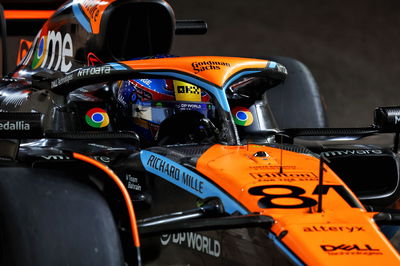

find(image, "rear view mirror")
[374,106,400,132]
[374,106,400,153]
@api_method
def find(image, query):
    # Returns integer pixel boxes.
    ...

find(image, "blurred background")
[2,0,400,127]
[169,0,400,127]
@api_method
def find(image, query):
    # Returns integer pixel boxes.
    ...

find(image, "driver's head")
[114,78,215,145]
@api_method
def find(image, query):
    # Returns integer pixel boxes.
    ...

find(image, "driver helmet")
[114,77,215,144]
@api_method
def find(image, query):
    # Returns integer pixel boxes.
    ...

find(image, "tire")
[0,167,124,266]
[263,56,327,128]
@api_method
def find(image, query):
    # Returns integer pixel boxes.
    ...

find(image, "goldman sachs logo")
[0,121,31,130]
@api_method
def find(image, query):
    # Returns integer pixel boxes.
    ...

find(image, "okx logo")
[85,108,109,128]
[31,29,74,72]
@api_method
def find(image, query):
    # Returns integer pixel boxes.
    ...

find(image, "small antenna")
[279,135,283,174]
[317,153,330,213]
[393,132,399,153]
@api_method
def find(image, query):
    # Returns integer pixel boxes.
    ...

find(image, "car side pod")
[374,106,400,152]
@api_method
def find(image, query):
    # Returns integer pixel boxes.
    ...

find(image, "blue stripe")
[140,151,248,214]
[268,61,277,68]
[268,232,304,265]
[108,62,128,70]
[72,4,92,33]
[141,71,230,112]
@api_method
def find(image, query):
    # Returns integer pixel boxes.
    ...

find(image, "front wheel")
[0,167,125,266]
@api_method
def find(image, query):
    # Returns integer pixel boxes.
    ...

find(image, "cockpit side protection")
[140,150,249,214]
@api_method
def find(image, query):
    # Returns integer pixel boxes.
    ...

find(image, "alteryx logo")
[31,30,74,72]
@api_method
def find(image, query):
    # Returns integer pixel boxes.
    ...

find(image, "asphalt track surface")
[169,0,400,127]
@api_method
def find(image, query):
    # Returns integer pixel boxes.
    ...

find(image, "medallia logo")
[0,121,30,130]
[232,106,253,126]
[85,108,109,128]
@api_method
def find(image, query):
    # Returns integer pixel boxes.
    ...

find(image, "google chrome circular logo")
[85,108,110,128]
[232,106,253,126]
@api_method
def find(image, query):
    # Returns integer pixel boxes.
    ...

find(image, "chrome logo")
[232,106,253,126]
[85,108,110,128]
[31,36,47,69]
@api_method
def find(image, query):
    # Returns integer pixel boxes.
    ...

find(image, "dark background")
[169,0,400,127]
[2,0,400,127]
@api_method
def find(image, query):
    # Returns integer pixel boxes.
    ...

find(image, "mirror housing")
[374,106,400,132]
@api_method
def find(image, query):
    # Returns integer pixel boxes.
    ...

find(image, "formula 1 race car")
[0,0,400,265]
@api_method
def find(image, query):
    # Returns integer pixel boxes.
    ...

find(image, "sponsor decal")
[77,0,117,33]
[125,174,142,191]
[40,155,110,163]
[85,108,110,128]
[31,30,73,72]
[81,0,101,22]
[323,149,383,157]
[320,244,383,256]
[77,65,111,77]
[192,61,231,74]
[178,103,203,109]
[51,74,73,88]
[146,154,203,192]
[253,177,319,183]
[249,165,296,170]
[87,52,103,66]
[141,151,248,214]
[0,121,30,130]
[303,226,365,233]
[17,39,32,65]
[160,233,221,257]
[41,155,70,160]
[232,106,253,126]
[250,171,319,182]
[173,80,201,101]
[250,172,317,179]
[395,115,400,124]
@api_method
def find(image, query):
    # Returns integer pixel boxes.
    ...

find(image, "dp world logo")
[85,108,109,128]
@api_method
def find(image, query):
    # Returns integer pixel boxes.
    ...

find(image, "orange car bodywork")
[4,10,55,20]
[121,56,273,88]
[8,22,399,261]
[196,144,400,265]
[118,56,400,264]
[79,0,118,34]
